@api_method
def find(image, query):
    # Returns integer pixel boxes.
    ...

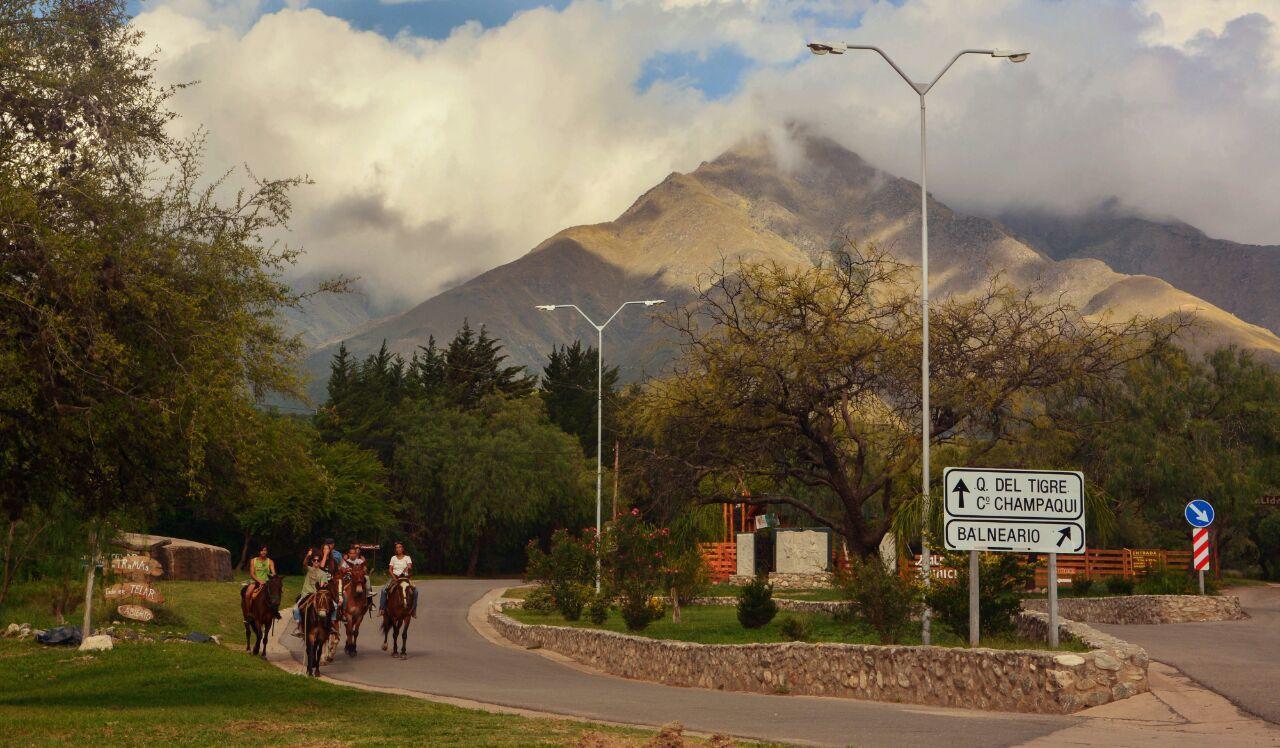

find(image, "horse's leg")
[382,619,390,651]
[399,619,408,659]
[244,617,252,652]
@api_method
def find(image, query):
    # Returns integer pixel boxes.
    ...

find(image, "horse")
[340,564,374,657]
[380,574,414,659]
[320,573,343,665]
[241,575,283,658]
[300,586,335,677]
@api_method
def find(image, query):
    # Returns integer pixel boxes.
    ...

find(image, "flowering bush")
[600,508,671,631]
[526,528,596,621]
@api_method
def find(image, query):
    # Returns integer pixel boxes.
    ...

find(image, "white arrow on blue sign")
[1184,499,1215,528]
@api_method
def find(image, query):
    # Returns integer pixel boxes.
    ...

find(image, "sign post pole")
[968,550,979,647]
[1047,553,1059,648]
[1199,568,1205,595]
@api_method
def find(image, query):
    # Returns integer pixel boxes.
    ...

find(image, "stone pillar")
[735,533,755,577]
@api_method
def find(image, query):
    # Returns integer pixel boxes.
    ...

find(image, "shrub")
[585,591,610,625]
[1136,564,1194,595]
[925,552,1034,640]
[836,555,921,644]
[524,585,557,614]
[525,529,596,620]
[1105,575,1135,595]
[779,616,811,642]
[736,575,778,629]
[661,545,708,623]
[600,509,668,631]
[1070,575,1095,597]
[619,593,662,631]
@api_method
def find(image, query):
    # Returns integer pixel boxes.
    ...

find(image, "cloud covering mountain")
[131,0,1280,311]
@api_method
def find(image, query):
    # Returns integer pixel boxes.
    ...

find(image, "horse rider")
[320,538,344,574]
[243,545,278,614]
[291,551,332,637]
[343,544,373,606]
[379,541,417,617]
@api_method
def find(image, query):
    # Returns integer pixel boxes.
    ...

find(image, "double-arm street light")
[536,299,666,591]
[806,42,1028,644]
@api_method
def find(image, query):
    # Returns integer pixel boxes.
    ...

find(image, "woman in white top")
[380,542,415,614]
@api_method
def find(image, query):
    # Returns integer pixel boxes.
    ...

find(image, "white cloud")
[133,0,1280,307]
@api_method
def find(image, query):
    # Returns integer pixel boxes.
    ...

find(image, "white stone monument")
[775,530,829,574]
[735,533,755,577]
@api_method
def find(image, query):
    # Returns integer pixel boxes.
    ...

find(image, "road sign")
[943,467,1086,554]
[1192,528,1211,571]
[1185,499,1215,528]
[117,604,154,622]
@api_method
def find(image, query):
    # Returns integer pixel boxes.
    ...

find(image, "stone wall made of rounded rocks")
[690,596,847,615]
[490,600,1148,714]
[727,573,833,590]
[1021,594,1247,624]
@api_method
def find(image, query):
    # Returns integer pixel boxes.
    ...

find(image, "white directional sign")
[943,467,1086,554]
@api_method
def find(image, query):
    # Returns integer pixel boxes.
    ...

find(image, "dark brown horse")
[301,586,335,677]
[381,574,413,659]
[320,573,343,665]
[241,575,283,658]
[341,564,373,657]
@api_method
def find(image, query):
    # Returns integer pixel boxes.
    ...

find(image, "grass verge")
[508,604,1086,651]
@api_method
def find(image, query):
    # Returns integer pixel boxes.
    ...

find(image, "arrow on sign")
[1056,527,1072,548]
[1189,503,1209,524]
[953,479,970,509]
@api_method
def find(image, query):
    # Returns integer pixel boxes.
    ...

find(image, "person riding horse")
[343,544,373,606]
[291,552,332,637]
[243,546,279,614]
[379,542,417,617]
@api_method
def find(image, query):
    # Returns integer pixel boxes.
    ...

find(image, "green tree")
[444,321,537,408]
[541,341,619,456]
[395,396,589,576]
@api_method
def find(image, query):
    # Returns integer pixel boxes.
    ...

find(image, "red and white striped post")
[1192,527,1211,595]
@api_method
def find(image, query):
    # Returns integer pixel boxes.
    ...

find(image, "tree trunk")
[0,521,15,614]
[237,531,251,571]
[670,586,681,623]
[466,536,482,577]
[81,523,98,639]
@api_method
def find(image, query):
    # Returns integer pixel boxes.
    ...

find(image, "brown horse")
[241,575,283,658]
[341,564,373,657]
[380,574,414,659]
[301,586,334,677]
[320,573,343,665]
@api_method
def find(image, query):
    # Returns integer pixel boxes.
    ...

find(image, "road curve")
[281,578,1075,747]
[1096,584,1280,725]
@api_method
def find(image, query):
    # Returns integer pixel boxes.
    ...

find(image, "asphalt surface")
[1096,583,1280,725]
[282,578,1076,747]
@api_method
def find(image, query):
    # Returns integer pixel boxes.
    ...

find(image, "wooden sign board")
[104,582,165,604]
[111,554,164,577]
[117,604,154,622]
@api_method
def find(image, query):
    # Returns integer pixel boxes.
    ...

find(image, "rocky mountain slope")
[999,205,1280,339]
[297,134,1280,401]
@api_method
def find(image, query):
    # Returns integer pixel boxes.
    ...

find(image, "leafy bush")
[925,552,1034,640]
[779,616,811,642]
[524,585,557,614]
[585,591,610,625]
[600,509,668,631]
[1105,575,1135,595]
[661,545,708,623]
[836,555,921,644]
[1135,564,1194,595]
[736,575,778,629]
[526,529,595,620]
[1070,575,1095,597]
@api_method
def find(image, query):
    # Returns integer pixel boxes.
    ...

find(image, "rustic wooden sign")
[104,582,165,604]
[111,554,164,576]
[117,604,155,622]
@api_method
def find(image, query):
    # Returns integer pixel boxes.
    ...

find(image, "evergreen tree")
[444,321,536,407]
[541,341,619,455]
[326,342,355,404]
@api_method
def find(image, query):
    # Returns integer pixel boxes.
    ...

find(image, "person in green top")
[249,546,276,591]
[291,551,332,637]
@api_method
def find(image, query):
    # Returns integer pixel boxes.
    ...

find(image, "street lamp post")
[536,299,666,591]
[805,42,1028,644]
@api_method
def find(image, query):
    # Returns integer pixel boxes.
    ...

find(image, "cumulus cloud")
[132,0,1280,308]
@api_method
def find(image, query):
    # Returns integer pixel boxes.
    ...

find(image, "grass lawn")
[509,604,1086,651]
[0,639,667,747]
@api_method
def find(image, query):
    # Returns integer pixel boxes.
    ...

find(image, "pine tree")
[326,342,355,404]
[444,320,536,408]
[541,341,618,455]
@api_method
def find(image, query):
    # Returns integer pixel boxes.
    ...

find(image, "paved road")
[282,579,1075,747]
[1096,584,1280,724]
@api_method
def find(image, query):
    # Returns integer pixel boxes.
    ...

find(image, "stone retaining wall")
[490,600,1147,714]
[1021,594,1247,624]
[727,572,834,590]
[690,596,846,615]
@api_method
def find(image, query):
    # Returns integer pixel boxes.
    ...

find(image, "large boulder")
[117,533,234,581]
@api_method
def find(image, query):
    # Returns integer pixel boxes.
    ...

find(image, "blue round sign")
[1184,499,1215,528]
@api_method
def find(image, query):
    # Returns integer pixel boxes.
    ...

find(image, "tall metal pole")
[1048,552,1059,648]
[596,326,604,592]
[919,92,932,646]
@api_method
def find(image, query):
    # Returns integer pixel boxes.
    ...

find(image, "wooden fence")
[702,542,1192,586]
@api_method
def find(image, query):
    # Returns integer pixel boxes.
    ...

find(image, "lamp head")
[806,42,844,56]
[535,305,556,311]
[643,299,666,307]
[991,49,1030,62]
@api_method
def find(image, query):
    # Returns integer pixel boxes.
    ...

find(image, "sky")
[129,0,1280,308]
